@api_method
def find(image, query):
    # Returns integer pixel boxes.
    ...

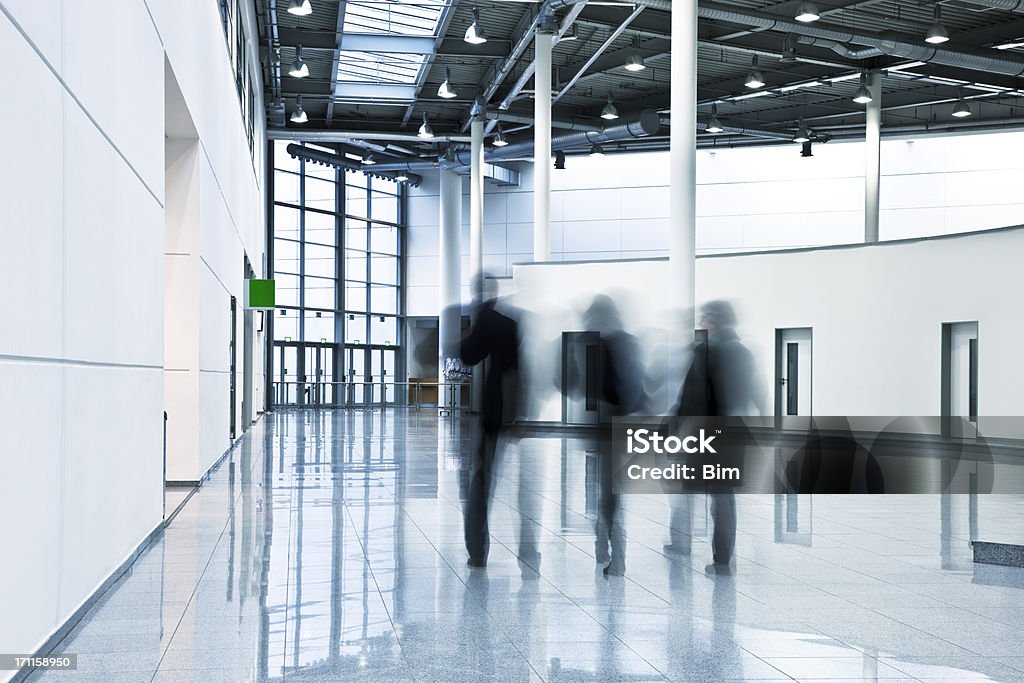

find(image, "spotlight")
[925,5,949,45]
[492,126,509,147]
[290,95,307,123]
[792,120,811,143]
[289,45,309,78]
[437,67,457,99]
[852,72,873,104]
[706,104,724,134]
[952,95,972,118]
[745,55,765,89]
[624,53,646,72]
[795,1,820,22]
[554,150,566,169]
[287,0,312,16]
[464,7,488,45]
[417,113,434,139]
[600,93,619,120]
[589,144,605,157]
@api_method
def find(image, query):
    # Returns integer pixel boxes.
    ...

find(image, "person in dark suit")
[460,293,520,567]
[584,295,642,577]
[673,300,756,576]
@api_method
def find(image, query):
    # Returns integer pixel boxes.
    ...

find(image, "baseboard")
[12,413,266,682]
[11,520,164,683]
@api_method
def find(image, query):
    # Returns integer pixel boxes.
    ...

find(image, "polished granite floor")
[30,409,1024,683]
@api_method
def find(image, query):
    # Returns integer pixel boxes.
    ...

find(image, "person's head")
[584,294,622,334]
[700,300,737,333]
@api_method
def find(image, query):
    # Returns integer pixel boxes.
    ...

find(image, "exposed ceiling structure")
[255,0,1024,163]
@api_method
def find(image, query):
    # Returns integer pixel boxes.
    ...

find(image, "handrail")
[270,379,469,409]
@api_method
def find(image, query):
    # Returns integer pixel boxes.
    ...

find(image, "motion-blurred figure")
[585,295,642,576]
[673,300,756,576]
[460,284,520,567]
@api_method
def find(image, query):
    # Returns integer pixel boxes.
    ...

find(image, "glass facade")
[270,141,403,406]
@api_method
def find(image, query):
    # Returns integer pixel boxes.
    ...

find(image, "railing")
[271,380,470,409]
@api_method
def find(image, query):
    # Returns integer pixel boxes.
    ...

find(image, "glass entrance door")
[274,342,338,406]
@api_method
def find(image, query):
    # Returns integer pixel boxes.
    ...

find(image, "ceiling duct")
[958,0,1024,12]
[633,0,1024,77]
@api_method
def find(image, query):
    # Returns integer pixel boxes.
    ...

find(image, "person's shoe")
[663,543,691,557]
[704,562,732,576]
[603,563,625,577]
[467,557,487,568]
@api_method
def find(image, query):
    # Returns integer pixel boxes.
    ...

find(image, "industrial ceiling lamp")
[852,72,873,104]
[362,154,376,165]
[437,67,457,99]
[952,90,972,117]
[600,93,619,120]
[706,104,724,133]
[290,95,308,124]
[624,53,646,72]
[925,5,949,45]
[395,171,410,182]
[464,8,488,45]
[589,144,605,157]
[795,1,820,22]
[417,112,435,139]
[792,118,811,143]
[745,55,765,89]
[492,126,509,147]
[287,0,312,16]
[289,45,309,78]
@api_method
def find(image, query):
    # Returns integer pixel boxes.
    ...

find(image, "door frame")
[774,327,813,428]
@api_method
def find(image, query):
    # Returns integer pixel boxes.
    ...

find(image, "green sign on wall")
[245,279,275,310]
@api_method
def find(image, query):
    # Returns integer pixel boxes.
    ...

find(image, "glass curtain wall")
[270,141,403,406]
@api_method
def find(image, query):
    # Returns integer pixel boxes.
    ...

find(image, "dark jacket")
[461,301,519,433]
[676,329,755,418]
[602,330,642,417]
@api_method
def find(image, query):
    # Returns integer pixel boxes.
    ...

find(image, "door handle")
[779,378,788,385]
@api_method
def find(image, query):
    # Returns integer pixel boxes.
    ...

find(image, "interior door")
[943,321,979,438]
[563,331,601,425]
[776,328,813,427]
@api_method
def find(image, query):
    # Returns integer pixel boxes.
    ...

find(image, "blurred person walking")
[673,300,757,576]
[460,284,520,568]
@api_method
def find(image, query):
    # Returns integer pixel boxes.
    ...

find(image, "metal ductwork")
[284,144,424,187]
[633,1,1024,77]
[491,112,603,132]
[696,121,794,140]
[796,37,881,61]
[270,129,471,144]
[959,0,1024,12]
[458,109,662,164]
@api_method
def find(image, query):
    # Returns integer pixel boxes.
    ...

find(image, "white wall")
[505,226,1024,433]
[406,130,1024,317]
[0,0,265,672]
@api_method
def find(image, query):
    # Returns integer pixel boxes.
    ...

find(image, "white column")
[438,169,462,407]
[533,29,553,262]
[669,0,697,339]
[470,118,485,300]
[864,70,882,243]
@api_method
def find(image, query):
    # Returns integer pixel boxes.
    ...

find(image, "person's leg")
[665,494,693,555]
[711,492,736,565]
[465,429,497,563]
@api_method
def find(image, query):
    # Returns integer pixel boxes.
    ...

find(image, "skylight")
[337,51,426,85]
[343,1,445,37]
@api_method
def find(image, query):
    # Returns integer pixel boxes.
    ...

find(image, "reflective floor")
[32,409,1024,682]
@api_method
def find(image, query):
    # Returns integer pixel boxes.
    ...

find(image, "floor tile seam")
[798,609,979,662]
[340,499,417,662]
[148,518,235,681]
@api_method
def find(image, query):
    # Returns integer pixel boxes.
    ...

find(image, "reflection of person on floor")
[673,300,756,576]
[585,295,642,577]
[460,289,520,568]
